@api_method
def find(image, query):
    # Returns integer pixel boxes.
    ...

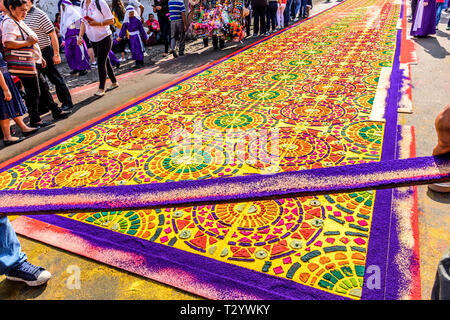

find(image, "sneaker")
[6,260,51,286]
[91,62,97,69]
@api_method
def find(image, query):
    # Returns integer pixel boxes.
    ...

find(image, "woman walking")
[78,0,119,97]
[2,0,68,128]
[0,52,40,146]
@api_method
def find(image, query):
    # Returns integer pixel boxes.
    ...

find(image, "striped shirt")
[23,6,54,50]
[168,0,185,22]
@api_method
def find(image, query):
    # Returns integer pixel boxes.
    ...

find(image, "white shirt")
[80,0,114,42]
[1,14,43,64]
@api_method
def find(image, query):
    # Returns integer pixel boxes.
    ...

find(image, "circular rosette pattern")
[271,98,359,126]
[198,109,277,139]
[204,75,252,90]
[281,57,321,69]
[236,88,292,106]
[328,120,384,163]
[19,150,140,189]
[143,142,241,182]
[104,101,157,124]
[261,71,308,85]
[69,210,158,239]
[301,79,366,99]
[165,93,226,115]
[39,128,103,158]
[240,128,347,171]
[102,116,193,151]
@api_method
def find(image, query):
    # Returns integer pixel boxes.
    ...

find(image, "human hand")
[42,58,47,68]
[53,54,61,65]
[26,35,38,46]
[77,36,83,46]
[88,19,100,26]
[3,89,12,101]
[423,1,428,5]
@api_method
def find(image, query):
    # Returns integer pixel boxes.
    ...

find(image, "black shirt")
[153,0,170,22]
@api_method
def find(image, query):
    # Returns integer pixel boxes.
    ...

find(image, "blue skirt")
[0,65,27,120]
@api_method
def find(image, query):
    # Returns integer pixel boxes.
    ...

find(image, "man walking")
[25,0,74,112]
[168,0,187,58]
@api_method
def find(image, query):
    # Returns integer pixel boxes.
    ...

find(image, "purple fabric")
[119,17,147,62]
[108,50,121,66]
[0,155,448,216]
[64,28,91,71]
[410,0,437,36]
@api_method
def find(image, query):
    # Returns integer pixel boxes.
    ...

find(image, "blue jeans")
[284,0,293,26]
[436,2,446,26]
[0,216,27,275]
[299,0,307,17]
[292,0,301,18]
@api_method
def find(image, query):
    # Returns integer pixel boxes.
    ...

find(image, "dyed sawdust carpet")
[0,0,422,299]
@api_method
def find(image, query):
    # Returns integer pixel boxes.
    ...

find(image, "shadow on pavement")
[413,36,450,59]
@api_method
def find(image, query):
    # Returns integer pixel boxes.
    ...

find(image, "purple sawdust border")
[7,0,422,300]
[362,0,420,299]
[0,155,448,215]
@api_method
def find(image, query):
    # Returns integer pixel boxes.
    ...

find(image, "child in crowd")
[60,0,90,76]
[0,52,39,146]
[145,13,160,46]
[117,5,147,67]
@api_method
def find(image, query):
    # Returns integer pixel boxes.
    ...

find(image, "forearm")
[79,22,86,38]
[0,73,8,93]
[3,40,30,49]
[49,31,60,54]
[99,18,114,26]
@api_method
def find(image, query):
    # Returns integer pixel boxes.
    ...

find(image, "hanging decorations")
[190,0,246,42]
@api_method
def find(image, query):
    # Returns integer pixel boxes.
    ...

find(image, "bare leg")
[12,116,35,133]
[0,119,18,141]
[88,48,96,64]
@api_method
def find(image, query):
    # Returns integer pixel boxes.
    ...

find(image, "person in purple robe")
[60,0,91,75]
[117,5,147,67]
[108,49,121,68]
[410,0,437,36]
